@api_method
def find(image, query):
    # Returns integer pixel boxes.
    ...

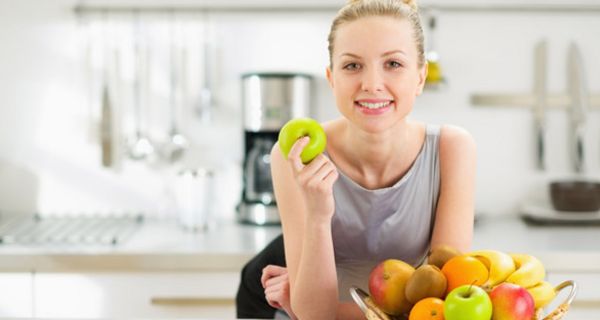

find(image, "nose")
[360,67,384,93]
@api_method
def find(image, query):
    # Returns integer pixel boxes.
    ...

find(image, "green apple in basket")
[444,284,492,320]
[278,118,327,164]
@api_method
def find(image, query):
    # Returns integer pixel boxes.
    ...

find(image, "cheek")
[334,78,357,98]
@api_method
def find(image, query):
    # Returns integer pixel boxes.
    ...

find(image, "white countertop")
[0,214,598,273]
[472,214,600,272]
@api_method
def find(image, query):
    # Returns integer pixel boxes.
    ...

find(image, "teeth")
[357,101,391,109]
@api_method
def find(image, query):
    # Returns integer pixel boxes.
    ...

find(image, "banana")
[505,253,546,288]
[527,281,556,309]
[468,250,516,289]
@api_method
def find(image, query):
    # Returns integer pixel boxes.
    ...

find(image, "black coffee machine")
[238,72,313,225]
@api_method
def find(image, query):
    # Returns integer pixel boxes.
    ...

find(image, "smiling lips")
[355,99,394,115]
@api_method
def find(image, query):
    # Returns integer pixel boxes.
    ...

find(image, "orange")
[408,297,445,320]
[441,255,489,294]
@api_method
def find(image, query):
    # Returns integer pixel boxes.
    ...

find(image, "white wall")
[1,0,599,218]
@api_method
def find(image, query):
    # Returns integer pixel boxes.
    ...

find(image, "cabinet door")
[0,272,33,317]
[34,272,240,318]
[546,272,600,318]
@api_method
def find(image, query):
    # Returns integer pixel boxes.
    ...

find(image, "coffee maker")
[238,72,313,225]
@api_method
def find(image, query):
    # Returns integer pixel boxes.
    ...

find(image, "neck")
[341,120,412,179]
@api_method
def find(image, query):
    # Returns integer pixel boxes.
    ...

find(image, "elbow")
[290,294,338,320]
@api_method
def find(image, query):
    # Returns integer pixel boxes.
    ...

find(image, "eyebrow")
[339,50,407,59]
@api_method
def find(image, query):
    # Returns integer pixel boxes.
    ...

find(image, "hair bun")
[402,0,418,10]
[347,0,418,11]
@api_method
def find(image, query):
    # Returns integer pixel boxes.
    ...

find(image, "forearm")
[291,219,338,319]
[336,302,366,320]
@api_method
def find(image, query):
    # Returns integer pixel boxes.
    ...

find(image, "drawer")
[34,271,240,318]
[0,273,33,317]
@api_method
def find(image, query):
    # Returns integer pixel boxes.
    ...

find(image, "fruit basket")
[350,280,578,320]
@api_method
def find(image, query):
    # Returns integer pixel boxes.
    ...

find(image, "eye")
[343,62,361,71]
[386,60,403,69]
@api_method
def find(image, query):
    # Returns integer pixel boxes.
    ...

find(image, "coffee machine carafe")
[238,73,312,225]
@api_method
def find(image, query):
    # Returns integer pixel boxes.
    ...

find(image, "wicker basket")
[350,280,578,320]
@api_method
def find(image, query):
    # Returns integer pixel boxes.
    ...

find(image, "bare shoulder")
[439,125,476,155]
[270,141,287,172]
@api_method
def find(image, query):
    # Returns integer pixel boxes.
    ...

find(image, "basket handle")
[350,287,375,315]
[349,286,390,320]
[540,280,578,320]
[555,280,578,306]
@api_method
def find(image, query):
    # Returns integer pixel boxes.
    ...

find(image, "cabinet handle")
[150,297,234,306]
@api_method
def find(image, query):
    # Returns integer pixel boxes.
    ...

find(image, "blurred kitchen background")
[0,0,599,221]
[1,0,600,319]
[2,0,600,225]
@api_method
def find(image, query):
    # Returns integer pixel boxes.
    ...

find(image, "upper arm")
[430,125,477,253]
[270,142,306,294]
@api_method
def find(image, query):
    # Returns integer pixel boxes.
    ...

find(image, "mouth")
[354,100,394,114]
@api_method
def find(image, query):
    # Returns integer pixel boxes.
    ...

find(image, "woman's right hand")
[286,136,339,222]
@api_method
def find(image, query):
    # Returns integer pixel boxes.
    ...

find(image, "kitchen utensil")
[195,12,213,124]
[241,72,313,132]
[567,43,588,173]
[100,47,121,168]
[238,72,313,225]
[162,13,188,163]
[533,40,547,170]
[100,81,113,167]
[550,180,600,212]
[127,12,155,161]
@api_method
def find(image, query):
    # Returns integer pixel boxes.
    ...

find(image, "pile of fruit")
[365,246,570,320]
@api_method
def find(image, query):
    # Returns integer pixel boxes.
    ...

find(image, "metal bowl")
[550,181,600,212]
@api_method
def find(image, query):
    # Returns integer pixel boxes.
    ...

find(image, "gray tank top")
[330,124,441,301]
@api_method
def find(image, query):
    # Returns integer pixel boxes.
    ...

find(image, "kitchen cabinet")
[34,271,240,318]
[74,0,600,10]
[0,272,33,317]
[546,272,600,318]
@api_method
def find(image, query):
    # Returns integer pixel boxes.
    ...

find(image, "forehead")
[334,16,414,57]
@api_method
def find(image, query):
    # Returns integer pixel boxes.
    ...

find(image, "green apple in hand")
[278,118,327,164]
[444,284,492,320]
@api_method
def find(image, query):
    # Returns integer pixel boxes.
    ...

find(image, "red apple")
[490,283,535,320]
[368,259,415,316]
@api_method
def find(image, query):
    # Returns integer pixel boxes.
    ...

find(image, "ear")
[416,62,428,96]
[326,66,334,89]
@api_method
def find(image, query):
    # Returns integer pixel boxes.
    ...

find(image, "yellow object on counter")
[426,60,443,84]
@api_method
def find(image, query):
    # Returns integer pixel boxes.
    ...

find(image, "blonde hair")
[327,0,425,69]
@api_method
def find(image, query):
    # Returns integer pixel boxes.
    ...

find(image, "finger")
[266,296,282,309]
[265,274,288,288]
[261,265,286,288]
[297,153,329,178]
[322,168,339,186]
[309,161,337,183]
[287,136,310,172]
[265,290,282,309]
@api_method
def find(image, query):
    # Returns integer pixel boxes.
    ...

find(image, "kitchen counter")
[0,214,598,272]
[472,214,600,272]
[0,218,283,272]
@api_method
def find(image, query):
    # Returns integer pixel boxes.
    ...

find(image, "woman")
[239,0,476,318]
